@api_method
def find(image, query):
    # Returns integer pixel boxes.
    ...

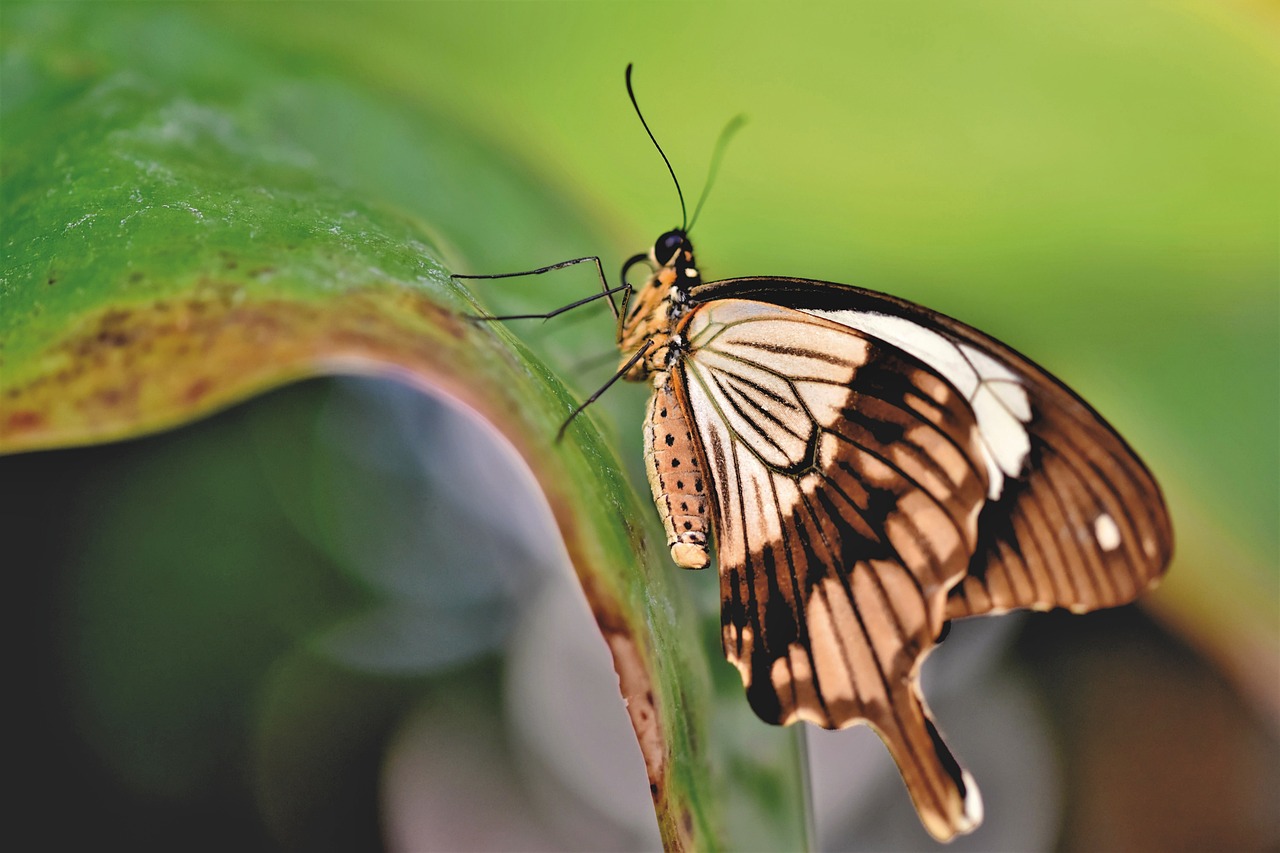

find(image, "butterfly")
[463,65,1174,843]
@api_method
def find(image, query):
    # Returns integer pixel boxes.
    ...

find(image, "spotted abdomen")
[644,373,710,569]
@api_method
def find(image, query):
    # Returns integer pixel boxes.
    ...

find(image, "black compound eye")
[653,229,690,265]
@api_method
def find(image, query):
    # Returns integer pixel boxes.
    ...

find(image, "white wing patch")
[808,310,1032,499]
[1094,513,1122,551]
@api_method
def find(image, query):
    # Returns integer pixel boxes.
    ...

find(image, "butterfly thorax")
[618,230,701,380]
[621,230,713,571]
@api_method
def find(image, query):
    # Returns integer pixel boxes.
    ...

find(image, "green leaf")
[0,5,809,850]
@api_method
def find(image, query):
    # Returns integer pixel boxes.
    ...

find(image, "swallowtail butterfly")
[465,66,1173,842]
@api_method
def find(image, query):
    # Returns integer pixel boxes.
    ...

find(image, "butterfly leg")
[644,372,711,569]
[463,284,630,322]
[453,255,625,318]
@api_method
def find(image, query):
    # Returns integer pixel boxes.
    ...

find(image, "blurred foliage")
[2,1,1277,851]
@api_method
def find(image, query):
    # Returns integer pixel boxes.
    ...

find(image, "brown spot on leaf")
[5,410,44,432]
[0,282,486,453]
[185,377,213,404]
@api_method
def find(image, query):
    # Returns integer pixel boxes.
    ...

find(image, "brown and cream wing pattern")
[937,351,1173,621]
[688,276,1173,624]
[673,298,989,841]
[790,298,1172,623]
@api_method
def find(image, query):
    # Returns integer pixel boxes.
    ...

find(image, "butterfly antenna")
[687,113,747,233]
[626,63,687,231]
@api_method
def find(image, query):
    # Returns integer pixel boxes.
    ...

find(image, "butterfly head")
[652,229,692,267]
[646,228,701,298]
[649,229,700,293]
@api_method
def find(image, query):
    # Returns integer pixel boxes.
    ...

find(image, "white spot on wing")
[1094,513,1121,551]
[961,768,984,831]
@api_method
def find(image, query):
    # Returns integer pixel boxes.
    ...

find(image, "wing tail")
[873,682,983,843]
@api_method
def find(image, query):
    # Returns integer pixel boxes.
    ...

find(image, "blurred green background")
[3,2,1277,850]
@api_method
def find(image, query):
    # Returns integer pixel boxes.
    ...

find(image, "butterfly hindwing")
[672,298,989,839]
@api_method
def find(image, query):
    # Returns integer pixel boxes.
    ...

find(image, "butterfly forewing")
[688,277,1173,622]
